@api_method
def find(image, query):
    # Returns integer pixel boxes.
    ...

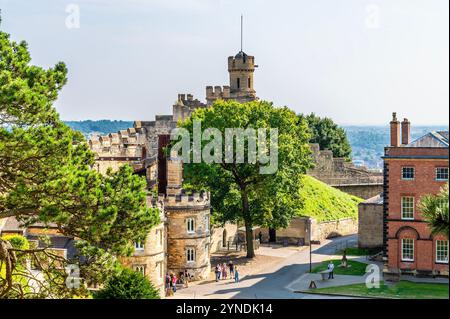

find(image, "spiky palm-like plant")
[419,183,449,238]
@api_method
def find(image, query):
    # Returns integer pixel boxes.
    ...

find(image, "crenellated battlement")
[164,190,210,208]
[89,128,143,159]
[205,85,231,104]
[172,93,206,122]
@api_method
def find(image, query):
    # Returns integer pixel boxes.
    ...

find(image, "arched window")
[237,78,240,89]
[248,77,251,88]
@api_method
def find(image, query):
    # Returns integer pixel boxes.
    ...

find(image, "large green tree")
[0,21,159,297]
[176,100,313,258]
[299,113,352,160]
[419,184,449,238]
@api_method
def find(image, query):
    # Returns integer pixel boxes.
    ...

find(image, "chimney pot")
[401,118,411,145]
[390,112,400,147]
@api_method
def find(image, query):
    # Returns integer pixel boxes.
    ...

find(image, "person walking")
[215,264,221,282]
[183,269,189,288]
[168,274,174,296]
[222,263,227,280]
[327,261,335,279]
[234,266,240,283]
[172,273,178,292]
[165,273,171,297]
[228,261,234,279]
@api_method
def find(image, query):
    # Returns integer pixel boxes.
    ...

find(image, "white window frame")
[401,238,414,262]
[134,264,146,275]
[401,167,415,180]
[401,196,415,220]
[436,167,449,181]
[186,218,195,234]
[134,241,144,251]
[186,248,196,263]
[436,240,449,264]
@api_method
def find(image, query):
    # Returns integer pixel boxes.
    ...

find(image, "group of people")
[215,261,239,283]
[165,270,192,297]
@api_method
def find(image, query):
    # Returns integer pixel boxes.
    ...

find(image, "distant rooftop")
[406,131,449,148]
[360,193,383,205]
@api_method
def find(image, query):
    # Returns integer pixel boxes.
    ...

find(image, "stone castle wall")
[209,222,239,252]
[311,217,358,242]
[259,216,358,245]
[358,198,383,249]
[119,219,166,296]
[308,143,383,199]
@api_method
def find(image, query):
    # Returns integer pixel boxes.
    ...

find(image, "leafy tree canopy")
[177,100,313,257]
[0,20,160,297]
[299,113,352,160]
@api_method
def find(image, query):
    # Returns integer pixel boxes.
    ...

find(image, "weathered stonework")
[209,222,239,252]
[358,194,383,248]
[165,200,211,280]
[260,217,358,245]
[308,143,383,199]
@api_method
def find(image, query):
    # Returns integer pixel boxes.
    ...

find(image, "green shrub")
[94,267,160,299]
[1,234,30,250]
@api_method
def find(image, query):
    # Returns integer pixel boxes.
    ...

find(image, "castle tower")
[164,151,211,280]
[206,16,258,105]
[227,51,257,102]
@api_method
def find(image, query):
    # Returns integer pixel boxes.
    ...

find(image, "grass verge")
[304,280,449,299]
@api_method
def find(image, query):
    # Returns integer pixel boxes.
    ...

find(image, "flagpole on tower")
[240,14,243,52]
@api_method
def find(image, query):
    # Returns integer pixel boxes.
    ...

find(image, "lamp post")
[308,218,312,273]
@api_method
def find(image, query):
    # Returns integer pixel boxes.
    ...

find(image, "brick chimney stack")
[390,112,400,147]
[401,118,411,145]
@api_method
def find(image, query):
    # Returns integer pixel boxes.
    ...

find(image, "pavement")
[168,234,366,299]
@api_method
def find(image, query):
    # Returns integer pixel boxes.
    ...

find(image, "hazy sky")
[0,0,448,125]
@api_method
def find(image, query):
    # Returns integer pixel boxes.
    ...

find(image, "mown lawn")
[306,280,449,299]
[311,259,368,276]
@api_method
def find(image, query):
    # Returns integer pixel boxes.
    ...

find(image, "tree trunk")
[245,221,255,258]
[240,189,255,258]
[0,238,16,298]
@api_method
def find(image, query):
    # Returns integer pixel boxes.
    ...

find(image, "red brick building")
[383,113,448,277]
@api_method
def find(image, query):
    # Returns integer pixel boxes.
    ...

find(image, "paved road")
[171,235,359,299]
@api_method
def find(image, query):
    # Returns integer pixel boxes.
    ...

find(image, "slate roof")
[407,131,449,148]
[0,216,24,233]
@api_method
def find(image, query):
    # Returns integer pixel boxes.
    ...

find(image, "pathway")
[168,234,362,299]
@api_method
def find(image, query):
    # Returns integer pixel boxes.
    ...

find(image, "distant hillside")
[297,175,362,222]
[64,120,133,138]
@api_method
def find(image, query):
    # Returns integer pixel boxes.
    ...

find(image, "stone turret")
[164,151,211,280]
[206,51,258,105]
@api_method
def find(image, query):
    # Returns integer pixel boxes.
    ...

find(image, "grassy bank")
[298,176,362,222]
